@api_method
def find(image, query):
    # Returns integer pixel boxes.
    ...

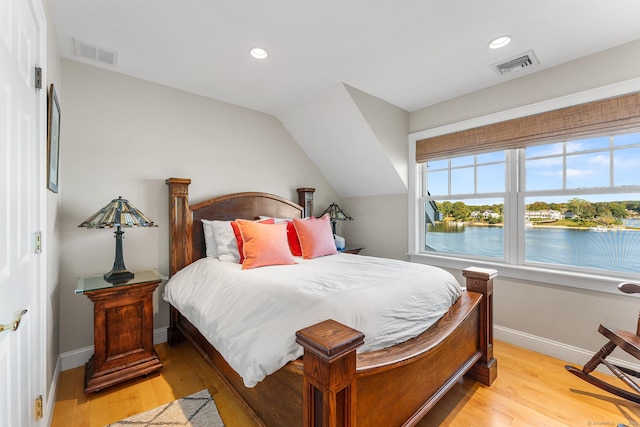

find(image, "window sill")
[408,252,640,296]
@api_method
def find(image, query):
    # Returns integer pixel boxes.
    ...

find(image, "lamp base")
[104,269,134,284]
[105,227,134,284]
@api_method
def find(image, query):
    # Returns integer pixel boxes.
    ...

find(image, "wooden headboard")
[166,178,304,276]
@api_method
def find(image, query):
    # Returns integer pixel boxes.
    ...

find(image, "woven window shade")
[416,91,640,163]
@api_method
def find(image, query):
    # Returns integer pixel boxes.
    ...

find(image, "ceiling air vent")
[73,38,119,67]
[492,50,539,75]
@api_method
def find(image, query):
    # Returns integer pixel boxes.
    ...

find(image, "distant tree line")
[435,201,503,223]
[435,199,637,224]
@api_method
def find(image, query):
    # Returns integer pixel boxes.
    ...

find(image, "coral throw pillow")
[293,214,338,259]
[236,219,296,269]
[231,218,274,263]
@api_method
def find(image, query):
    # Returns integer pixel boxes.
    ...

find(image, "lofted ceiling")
[49,0,640,197]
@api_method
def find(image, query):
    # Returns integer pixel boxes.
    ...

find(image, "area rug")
[106,389,224,427]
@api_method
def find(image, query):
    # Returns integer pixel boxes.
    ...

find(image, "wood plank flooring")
[51,340,640,426]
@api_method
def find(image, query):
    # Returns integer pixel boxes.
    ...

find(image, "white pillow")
[211,220,240,263]
[201,219,219,258]
[259,216,292,223]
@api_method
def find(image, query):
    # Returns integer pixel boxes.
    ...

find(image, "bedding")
[292,214,338,259]
[259,216,303,256]
[201,219,219,258]
[162,253,462,387]
[210,220,239,262]
[231,218,275,264]
[204,218,276,262]
[235,219,295,269]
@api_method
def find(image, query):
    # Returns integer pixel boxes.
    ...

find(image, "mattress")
[162,253,462,387]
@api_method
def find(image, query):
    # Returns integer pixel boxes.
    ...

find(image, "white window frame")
[408,78,640,295]
[420,153,510,262]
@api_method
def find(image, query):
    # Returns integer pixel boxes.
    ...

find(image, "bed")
[165,177,497,427]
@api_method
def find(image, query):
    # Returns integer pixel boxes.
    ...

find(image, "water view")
[426,223,640,273]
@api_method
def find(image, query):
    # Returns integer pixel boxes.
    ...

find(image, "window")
[419,131,640,277]
[422,152,506,260]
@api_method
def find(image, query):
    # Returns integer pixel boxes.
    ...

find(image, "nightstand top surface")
[339,247,364,252]
[76,269,166,294]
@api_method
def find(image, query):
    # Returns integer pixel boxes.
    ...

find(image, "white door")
[0,0,46,426]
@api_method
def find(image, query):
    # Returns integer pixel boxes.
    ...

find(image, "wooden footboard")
[165,178,497,426]
[166,267,496,427]
[295,267,496,427]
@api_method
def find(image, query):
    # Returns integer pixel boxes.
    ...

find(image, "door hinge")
[34,231,42,254]
[35,67,42,89]
[35,395,43,420]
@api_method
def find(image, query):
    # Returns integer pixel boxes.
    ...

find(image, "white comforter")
[162,253,462,387]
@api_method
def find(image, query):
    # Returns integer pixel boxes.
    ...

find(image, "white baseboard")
[153,326,167,348]
[60,344,93,372]
[495,324,640,375]
[46,356,62,427]
[60,327,168,371]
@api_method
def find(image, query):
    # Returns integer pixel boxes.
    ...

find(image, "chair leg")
[583,340,616,374]
[601,358,640,395]
[566,364,640,404]
[617,365,640,379]
[565,340,640,404]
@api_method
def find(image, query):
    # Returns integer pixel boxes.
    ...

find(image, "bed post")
[297,187,315,217]
[166,178,192,346]
[166,178,193,276]
[296,319,365,427]
[463,267,498,386]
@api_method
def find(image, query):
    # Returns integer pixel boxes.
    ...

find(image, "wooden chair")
[565,282,640,403]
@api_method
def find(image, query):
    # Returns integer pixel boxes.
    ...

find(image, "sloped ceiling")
[280,84,408,198]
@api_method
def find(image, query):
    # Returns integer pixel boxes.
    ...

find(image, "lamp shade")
[78,197,157,229]
[322,203,352,235]
[322,203,353,222]
[78,197,157,283]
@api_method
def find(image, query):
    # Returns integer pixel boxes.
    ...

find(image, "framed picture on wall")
[47,83,61,193]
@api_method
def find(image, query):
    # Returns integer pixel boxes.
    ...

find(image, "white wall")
[405,40,640,367]
[345,85,410,187]
[341,193,408,261]
[43,0,62,410]
[58,60,341,354]
[410,39,640,133]
[280,84,407,198]
[336,87,410,260]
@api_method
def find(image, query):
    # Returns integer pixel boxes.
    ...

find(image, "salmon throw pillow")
[236,219,296,269]
[292,214,338,259]
[258,216,303,257]
[231,218,274,263]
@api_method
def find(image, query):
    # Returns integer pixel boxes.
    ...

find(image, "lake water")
[426,224,640,273]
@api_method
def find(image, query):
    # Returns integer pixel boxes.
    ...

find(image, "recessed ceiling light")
[250,47,268,59]
[488,35,512,49]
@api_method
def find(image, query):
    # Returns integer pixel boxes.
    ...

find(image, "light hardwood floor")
[52,340,640,426]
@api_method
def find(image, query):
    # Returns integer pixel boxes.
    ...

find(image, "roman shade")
[415,91,640,163]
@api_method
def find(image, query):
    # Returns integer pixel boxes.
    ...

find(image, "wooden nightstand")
[76,269,165,392]
[340,247,364,255]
